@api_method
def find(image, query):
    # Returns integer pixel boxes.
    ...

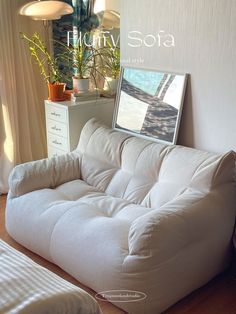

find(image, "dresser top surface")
[45,97,115,108]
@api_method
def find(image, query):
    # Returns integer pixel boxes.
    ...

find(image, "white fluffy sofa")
[6,119,236,314]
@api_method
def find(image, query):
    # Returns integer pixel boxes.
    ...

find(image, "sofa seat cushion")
[6,178,153,264]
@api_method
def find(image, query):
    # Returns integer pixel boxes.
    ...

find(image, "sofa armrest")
[128,185,236,264]
[8,151,81,198]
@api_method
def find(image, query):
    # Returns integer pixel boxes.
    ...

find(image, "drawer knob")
[51,111,61,117]
[52,140,62,145]
[52,125,62,131]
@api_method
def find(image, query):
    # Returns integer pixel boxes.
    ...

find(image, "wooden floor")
[1,194,236,314]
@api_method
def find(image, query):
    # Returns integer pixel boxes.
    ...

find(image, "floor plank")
[1,194,236,314]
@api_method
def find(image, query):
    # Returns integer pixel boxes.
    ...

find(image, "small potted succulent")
[20,32,65,101]
[102,41,120,94]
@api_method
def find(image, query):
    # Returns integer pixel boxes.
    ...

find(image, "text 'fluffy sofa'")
[6,119,236,314]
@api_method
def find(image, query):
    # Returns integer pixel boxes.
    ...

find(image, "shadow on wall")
[177,77,194,148]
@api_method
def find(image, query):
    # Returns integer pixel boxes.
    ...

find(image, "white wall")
[120,0,236,153]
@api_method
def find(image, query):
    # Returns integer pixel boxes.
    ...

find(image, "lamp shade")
[94,0,120,14]
[19,1,73,20]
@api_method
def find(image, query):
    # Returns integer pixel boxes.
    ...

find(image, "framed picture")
[113,67,187,145]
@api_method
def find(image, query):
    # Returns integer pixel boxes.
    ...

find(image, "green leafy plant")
[59,33,104,83]
[72,43,98,80]
[101,40,120,79]
[20,32,62,84]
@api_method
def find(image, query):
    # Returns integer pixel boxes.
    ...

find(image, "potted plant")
[61,37,103,94]
[102,41,120,94]
[72,42,93,93]
[20,32,65,101]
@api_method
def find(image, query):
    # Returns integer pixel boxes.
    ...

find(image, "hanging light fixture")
[19,0,73,21]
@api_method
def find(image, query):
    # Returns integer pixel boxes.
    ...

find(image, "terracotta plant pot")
[73,77,89,93]
[48,83,66,101]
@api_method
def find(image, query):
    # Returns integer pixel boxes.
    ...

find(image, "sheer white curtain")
[0,0,48,193]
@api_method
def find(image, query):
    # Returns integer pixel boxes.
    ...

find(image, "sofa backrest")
[77,119,235,208]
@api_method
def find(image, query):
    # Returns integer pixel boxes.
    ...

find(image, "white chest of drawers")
[45,98,115,158]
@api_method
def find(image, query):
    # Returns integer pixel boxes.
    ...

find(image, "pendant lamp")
[19,0,73,20]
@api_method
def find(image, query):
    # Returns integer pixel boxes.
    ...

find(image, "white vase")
[104,77,119,93]
[73,77,89,93]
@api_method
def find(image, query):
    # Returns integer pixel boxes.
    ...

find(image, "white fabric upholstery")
[0,240,101,314]
[6,119,236,314]
[9,151,81,198]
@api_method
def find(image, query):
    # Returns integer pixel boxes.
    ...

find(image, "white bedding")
[0,240,102,314]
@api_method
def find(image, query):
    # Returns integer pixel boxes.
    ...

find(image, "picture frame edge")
[112,66,189,146]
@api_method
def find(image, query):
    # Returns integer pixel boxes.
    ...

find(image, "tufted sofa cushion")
[78,119,235,207]
[6,118,236,314]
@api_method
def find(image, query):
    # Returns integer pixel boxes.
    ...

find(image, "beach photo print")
[113,67,187,144]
